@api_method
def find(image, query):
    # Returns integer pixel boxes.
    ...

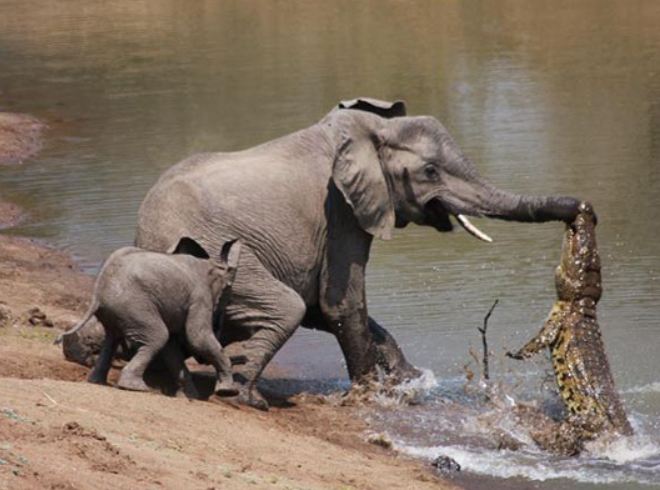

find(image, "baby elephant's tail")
[53,300,98,345]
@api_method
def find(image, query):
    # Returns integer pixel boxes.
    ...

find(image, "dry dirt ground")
[0,234,455,490]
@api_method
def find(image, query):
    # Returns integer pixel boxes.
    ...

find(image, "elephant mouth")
[424,198,493,243]
[424,199,454,232]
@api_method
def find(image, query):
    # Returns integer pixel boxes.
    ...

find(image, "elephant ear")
[332,134,395,240]
[217,239,241,286]
[338,98,406,119]
[168,236,210,259]
[219,239,241,269]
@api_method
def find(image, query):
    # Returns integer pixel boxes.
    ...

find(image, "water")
[360,374,660,489]
[1,1,659,487]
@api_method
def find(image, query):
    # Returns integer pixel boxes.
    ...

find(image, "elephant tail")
[53,299,99,345]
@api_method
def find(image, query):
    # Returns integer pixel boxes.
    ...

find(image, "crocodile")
[507,201,633,454]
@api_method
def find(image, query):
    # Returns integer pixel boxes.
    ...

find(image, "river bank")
[0,238,457,489]
[0,111,45,228]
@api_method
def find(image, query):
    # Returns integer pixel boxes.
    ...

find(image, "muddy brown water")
[1,1,659,487]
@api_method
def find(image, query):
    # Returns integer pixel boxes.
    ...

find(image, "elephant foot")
[368,318,421,382]
[385,362,422,384]
[86,374,108,386]
[228,360,270,410]
[235,385,269,411]
[212,386,268,410]
[116,373,150,392]
[355,350,421,386]
[180,380,202,400]
[215,379,240,397]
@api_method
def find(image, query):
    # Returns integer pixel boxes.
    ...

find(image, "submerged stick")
[478,299,499,381]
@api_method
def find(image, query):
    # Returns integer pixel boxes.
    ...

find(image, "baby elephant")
[57,237,241,397]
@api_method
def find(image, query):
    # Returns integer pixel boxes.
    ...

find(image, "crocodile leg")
[507,301,569,360]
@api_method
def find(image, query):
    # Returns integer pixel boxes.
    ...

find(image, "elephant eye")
[423,163,439,180]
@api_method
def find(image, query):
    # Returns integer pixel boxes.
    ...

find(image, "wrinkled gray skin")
[135,98,581,410]
[58,237,241,397]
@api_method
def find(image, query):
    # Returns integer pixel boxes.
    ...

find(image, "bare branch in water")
[477,299,499,381]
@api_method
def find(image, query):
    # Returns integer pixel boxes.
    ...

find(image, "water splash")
[623,382,660,395]
[360,376,660,487]
[586,430,660,465]
[397,440,660,485]
[370,368,438,407]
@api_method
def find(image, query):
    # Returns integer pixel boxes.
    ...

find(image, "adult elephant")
[135,98,581,409]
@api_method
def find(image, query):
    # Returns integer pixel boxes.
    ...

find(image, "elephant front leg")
[320,231,417,383]
[327,307,377,381]
[368,317,420,381]
[183,298,238,397]
[321,309,418,383]
[302,307,419,382]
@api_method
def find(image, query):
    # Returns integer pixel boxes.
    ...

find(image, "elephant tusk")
[456,214,493,243]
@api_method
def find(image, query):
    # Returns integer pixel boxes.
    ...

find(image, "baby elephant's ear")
[168,236,210,259]
[219,239,242,270]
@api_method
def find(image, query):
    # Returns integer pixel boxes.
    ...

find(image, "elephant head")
[327,99,581,241]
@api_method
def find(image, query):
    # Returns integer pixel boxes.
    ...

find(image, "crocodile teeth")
[456,214,493,243]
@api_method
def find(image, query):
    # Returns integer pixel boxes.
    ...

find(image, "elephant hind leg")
[87,330,118,385]
[117,316,169,392]
[223,250,306,410]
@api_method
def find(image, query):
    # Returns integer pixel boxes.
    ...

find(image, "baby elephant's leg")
[185,303,238,397]
[117,315,169,392]
[87,330,118,385]
[159,339,200,399]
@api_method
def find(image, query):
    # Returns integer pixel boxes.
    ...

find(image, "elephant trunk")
[479,182,581,223]
[441,172,582,225]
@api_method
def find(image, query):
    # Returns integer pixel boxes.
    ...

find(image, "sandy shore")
[0,233,456,489]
